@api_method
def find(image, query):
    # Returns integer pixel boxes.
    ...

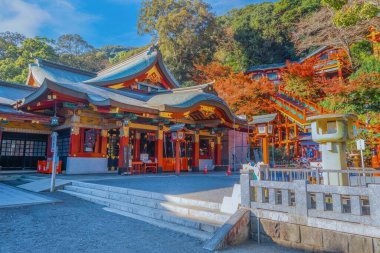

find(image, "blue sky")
[0,0,268,48]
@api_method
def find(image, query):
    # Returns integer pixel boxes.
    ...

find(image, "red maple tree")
[194,62,276,117]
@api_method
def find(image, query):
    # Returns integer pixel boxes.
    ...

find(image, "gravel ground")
[0,191,302,253]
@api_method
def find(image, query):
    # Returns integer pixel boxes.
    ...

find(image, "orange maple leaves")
[194,62,276,117]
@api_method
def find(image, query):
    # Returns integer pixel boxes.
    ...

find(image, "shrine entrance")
[162,132,194,172]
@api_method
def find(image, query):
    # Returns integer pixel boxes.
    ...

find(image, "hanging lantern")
[268,124,273,134]
[171,131,178,141]
[171,131,185,142]
[50,116,59,126]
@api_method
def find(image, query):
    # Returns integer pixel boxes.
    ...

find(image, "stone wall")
[251,217,378,253]
[240,172,380,253]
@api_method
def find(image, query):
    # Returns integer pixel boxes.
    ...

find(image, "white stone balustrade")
[241,172,380,228]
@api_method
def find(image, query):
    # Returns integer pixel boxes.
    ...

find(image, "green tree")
[138,0,221,83]
[0,32,25,60]
[55,34,93,56]
[109,45,150,64]
[216,0,321,71]
[0,37,57,83]
[100,45,134,59]
[350,40,373,66]
[322,0,380,27]
[55,34,108,72]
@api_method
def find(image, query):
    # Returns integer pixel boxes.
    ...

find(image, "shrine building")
[0,45,248,174]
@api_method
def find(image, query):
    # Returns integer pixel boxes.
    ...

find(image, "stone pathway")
[0,191,301,253]
[18,178,70,192]
[85,173,240,203]
[0,183,57,208]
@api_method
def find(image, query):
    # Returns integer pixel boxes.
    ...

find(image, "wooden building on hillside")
[246,46,350,84]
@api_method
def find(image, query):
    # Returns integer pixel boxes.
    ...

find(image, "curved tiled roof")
[26,46,181,90]
[85,49,158,85]
[20,79,158,114]
[249,113,277,125]
[146,84,246,124]
[0,81,36,105]
[28,59,96,85]
[246,46,330,73]
[19,79,245,125]
[84,46,180,88]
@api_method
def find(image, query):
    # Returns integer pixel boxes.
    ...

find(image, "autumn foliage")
[194,62,276,117]
[282,58,324,101]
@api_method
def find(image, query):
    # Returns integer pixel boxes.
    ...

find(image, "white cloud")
[0,0,98,38]
[40,0,99,36]
[0,0,51,36]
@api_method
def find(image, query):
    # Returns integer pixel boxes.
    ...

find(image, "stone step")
[71,180,221,210]
[103,207,213,241]
[21,175,46,181]
[64,185,229,224]
[60,189,221,234]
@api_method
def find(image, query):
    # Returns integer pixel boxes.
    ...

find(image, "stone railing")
[258,167,379,187]
[244,179,379,226]
[240,171,380,252]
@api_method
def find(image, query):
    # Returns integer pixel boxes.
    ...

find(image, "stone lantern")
[307,114,357,186]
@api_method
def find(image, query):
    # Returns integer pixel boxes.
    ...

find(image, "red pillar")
[100,130,107,157]
[79,128,85,153]
[118,126,129,169]
[193,133,200,172]
[216,135,222,166]
[175,140,180,175]
[157,129,163,172]
[69,126,80,156]
[285,118,290,156]
[262,136,269,165]
[134,132,141,161]
[294,126,299,157]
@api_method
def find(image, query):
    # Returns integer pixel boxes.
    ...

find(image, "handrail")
[271,95,307,123]
[278,86,326,114]
[256,166,379,187]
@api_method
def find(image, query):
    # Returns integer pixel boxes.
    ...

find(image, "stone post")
[240,171,253,208]
[294,180,308,217]
[368,184,380,227]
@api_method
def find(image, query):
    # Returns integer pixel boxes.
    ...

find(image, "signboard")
[50,131,58,192]
[356,139,365,151]
[51,132,58,153]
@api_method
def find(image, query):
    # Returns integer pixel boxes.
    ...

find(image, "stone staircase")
[60,181,231,241]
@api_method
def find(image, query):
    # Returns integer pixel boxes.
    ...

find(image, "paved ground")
[18,178,70,192]
[0,183,57,208]
[0,189,301,253]
[85,173,240,203]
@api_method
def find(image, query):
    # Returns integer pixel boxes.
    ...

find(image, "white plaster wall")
[199,159,214,171]
[66,157,108,174]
